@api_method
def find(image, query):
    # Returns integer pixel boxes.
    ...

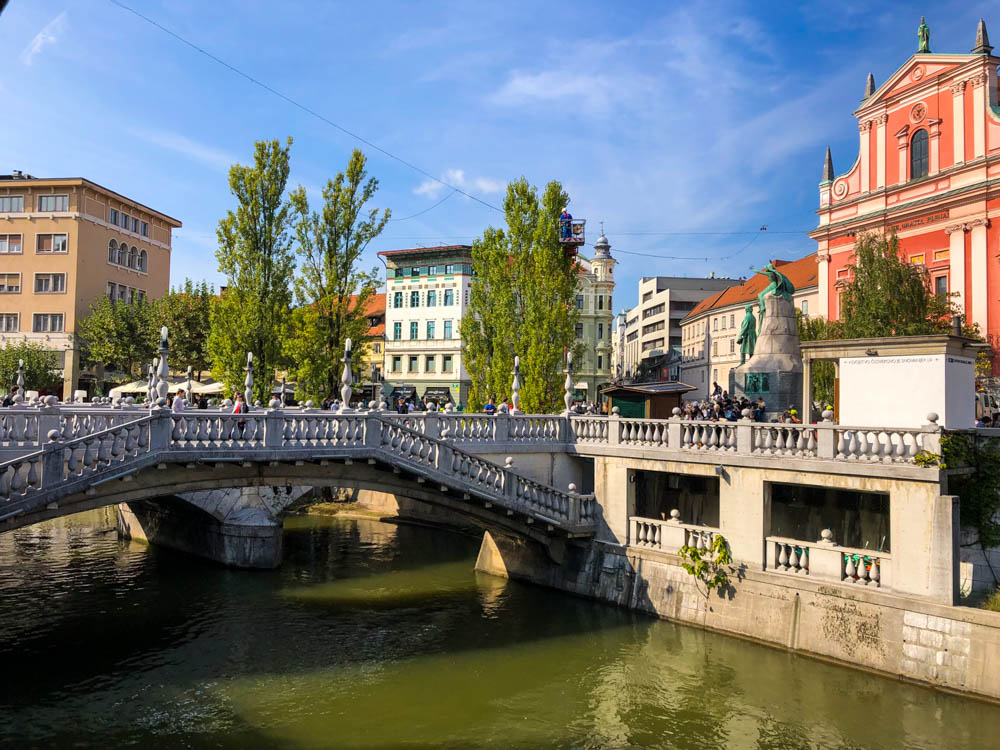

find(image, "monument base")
[730,294,803,420]
[729,369,803,420]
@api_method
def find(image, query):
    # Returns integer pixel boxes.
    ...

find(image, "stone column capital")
[950,79,967,95]
[968,72,989,88]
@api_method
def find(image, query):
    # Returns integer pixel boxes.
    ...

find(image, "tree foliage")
[157,279,214,377]
[796,311,838,409]
[208,138,295,402]
[837,231,957,338]
[460,178,582,413]
[284,149,387,401]
[75,296,158,378]
[0,340,61,393]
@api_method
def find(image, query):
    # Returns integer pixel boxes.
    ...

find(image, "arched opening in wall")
[138,249,148,272]
[910,129,929,180]
[108,239,117,263]
[117,244,127,265]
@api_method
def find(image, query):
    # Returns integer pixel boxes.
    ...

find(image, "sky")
[0,0,994,314]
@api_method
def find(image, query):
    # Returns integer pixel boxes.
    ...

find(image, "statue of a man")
[736,304,757,365]
[917,16,930,53]
[750,262,795,331]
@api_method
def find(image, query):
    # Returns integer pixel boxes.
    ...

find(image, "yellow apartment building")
[0,172,181,398]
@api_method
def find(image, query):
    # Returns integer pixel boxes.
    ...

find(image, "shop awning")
[389,386,416,402]
[573,382,588,390]
[422,386,453,404]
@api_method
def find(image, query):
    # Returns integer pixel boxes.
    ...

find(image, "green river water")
[1,509,999,749]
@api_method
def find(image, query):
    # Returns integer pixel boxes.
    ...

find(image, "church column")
[946,223,967,317]
[951,80,966,165]
[970,219,990,331]
[972,73,987,159]
[875,114,887,188]
[817,248,830,319]
[859,120,872,193]
[896,126,910,182]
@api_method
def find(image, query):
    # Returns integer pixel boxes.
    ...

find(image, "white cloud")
[125,128,236,172]
[490,70,653,116]
[20,11,68,67]
[414,168,503,199]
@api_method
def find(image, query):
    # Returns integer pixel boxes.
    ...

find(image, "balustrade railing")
[629,514,718,553]
[766,535,889,589]
[170,413,266,448]
[571,417,609,444]
[679,421,735,452]
[281,414,367,448]
[620,418,670,448]
[440,415,496,442]
[751,424,817,457]
[833,427,925,462]
[0,412,38,448]
[508,416,561,443]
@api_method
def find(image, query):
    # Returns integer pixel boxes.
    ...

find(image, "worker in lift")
[559,207,572,239]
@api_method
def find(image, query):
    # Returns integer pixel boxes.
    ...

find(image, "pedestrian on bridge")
[172,389,187,413]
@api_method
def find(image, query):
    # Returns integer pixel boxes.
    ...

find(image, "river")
[1,509,998,749]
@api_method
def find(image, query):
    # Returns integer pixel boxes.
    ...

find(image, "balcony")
[385,338,461,352]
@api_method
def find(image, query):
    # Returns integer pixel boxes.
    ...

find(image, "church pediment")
[856,54,972,113]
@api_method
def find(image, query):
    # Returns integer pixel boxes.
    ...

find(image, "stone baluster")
[244,352,254,408]
[844,553,857,581]
[340,338,354,411]
[777,543,789,570]
[156,327,170,404]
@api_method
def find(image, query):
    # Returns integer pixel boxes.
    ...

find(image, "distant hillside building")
[0,173,181,398]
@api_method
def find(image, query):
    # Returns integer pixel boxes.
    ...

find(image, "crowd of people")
[679,382,803,424]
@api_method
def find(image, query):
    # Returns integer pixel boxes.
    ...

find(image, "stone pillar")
[897,126,909,182]
[972,73,987,159]
[718,465,766,569]
[946,223,967,315]
[817,250,830,319]
[928,117,942,175]
[859,120,871,193]
[61,346,79,401]
[592,456,630,545]
[875,114,887,188]
[889,487,960,604]
[970,219,989,332]
[951,80,966,165]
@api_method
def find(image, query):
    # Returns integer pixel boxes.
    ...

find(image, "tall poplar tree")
[284,149,388,401]
[460,178,582,413]
[208,138,295,402]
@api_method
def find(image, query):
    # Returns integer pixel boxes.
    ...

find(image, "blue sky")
[0,0,992,313]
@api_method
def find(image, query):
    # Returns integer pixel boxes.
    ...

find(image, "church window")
[910,129,929,180]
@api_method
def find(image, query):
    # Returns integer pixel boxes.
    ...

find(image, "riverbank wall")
[475,530,1000,703]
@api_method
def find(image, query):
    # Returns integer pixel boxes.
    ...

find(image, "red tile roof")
[685,254,818,319]
[348,292,386,337]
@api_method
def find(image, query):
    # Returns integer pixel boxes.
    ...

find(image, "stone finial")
[973,19,993,54]
[612,406,620,415]
[47,429,61,443]
[244,351,255,407]
[672,407,681,417]
[819,528,835,545]
[563,350,574,414]
[269,397,281,409]
[862,73,875,101]
[926,412,939,425]
[821,409,834,422]
[505,457,514,468]
[669,509,681,524]
[741,408,751,419]
[568,483,577,493]
[511,355,522,414]
[821,147,834,184]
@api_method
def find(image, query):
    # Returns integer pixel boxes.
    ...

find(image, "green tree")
[0,340,61,394]
[75,296,158,378]
[284,149,387,401]
[460,178,582,413]
[157,279,214,378]
[208,138,296,402]
[837,231,957,337]
[796,311,839,410]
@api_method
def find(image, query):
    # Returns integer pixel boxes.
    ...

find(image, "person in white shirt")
[172,389,187,413]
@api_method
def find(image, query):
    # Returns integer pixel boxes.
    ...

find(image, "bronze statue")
[918,16,930,53]
[736,304,757,365]
[748,263,795,331]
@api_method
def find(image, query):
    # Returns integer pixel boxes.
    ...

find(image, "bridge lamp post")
[510,355,522,415]
[15,358,24,402]
[244,352,254,409]
[340,338,354,412]
[185,366,193,405]
[564,351,574,415]
[155,327,170,405]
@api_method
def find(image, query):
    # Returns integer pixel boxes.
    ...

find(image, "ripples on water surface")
[1,509,999,749]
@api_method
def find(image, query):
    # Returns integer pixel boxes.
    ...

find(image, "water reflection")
[0,510,998,749]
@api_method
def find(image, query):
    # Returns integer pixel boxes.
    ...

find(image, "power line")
[389,190,458,222]
[107,0,503,214]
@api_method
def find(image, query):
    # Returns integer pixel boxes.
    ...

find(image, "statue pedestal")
[731,295,803,418]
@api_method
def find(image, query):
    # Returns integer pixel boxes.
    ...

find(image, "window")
[129,247,138,268]
[598,323,604,339]
[910,129,929,179]
[427,290,437,307]
[408,355,419,372]
[118,244,127,265]
[33,313,63,332]
[129,289,136,304]
[118,286,127,301]
[721,316,726,329]
[0,196,24,212]
[598,295,604,310]
[575,323,584,339]
[141,221,149,237]
[934,275,948,296]
[107,282,117,300]
[108,239,118,263]
[36,233,68,253]
[393,322,402,340]
[139,249,148,272]
[445,264,455,275]
[410,321,419,339]
[801,300,809,315]
[428,265,438,276]
[38,195,68,212]
[0,234,22,254]
[713,368,719,382]
[426,320,435,339]
[712,341,718,356]
[713,318,718,331]
[131,217,139,233]
[137,291,146,304]
[121,212,130,229]
[642,303,664,319]
[392,356,402,372]
[730,314,735,328]
[909,253,925,265]
[394,268,404,278]
[597,355,603,370]
[444,320,453,339]
[576,295,584,309]
[393,291,403,308]
[411,266,420,278]
[642,291,652,302]
[35,273,66,293]
[373,342,381,354]
[425,355,436,372]
[410,291,420,307]
[0,273,20,293]
[444,289,454,306]
[443,355,453,372]
[109,208,119,226]
[0,313,18,332]
[730,339,735,354]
